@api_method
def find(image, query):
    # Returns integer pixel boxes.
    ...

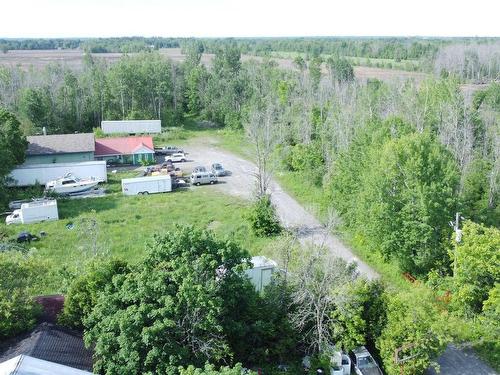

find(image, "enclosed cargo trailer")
[121,175,172,195]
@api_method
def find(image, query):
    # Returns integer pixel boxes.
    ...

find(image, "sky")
[1,0,499,38]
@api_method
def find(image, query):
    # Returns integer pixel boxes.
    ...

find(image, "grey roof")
[26,134,95,155]
[0,323,93,372]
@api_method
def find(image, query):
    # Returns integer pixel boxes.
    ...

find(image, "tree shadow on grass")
[57,196,119,220]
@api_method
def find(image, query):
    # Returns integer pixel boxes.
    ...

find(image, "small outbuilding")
[101,120,161,134]
[244,256,278,292]
[94,136,155,165]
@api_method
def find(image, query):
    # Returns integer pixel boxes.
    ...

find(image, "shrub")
[247,195,281,237]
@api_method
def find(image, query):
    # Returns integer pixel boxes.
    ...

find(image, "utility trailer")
[121,175,172,196]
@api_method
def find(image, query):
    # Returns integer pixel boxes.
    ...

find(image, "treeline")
[81,37,181,53]
[0,37,181,53]
[199,37,441,60]
[0,38,82,52]
[0,52,185,134]
[435,41,500,82]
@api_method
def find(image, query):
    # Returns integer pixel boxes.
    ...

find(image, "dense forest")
[0,38,499,374]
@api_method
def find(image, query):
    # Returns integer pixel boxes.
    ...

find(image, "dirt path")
[181,138,498,375]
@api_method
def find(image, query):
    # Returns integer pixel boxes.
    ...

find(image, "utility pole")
[449,212,463,278]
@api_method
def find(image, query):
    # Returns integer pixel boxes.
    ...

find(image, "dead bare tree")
[290,245,358,355]
[77,210,107,260]
[245,102,279,197]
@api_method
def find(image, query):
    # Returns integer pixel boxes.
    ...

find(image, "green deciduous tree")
[451,221,500,317]
[84,226,257,374]
[356,132,460,275]
[0,252,45,339]
[0,108,27,204]
[179,363,255,375]
[58,259,129,330]
[376,289,450,375]
[331,279,387,351]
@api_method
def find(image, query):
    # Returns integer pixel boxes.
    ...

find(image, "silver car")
[211,163,226,176]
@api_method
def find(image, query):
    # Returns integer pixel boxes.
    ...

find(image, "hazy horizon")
[1,0,499,39]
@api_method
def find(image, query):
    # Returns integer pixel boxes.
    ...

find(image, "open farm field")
[0,48,428,83]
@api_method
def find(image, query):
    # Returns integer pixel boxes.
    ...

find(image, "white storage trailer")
[122,175,172,195]
[6,199,59,225]
[244,256,277,292]
[101,120,161,134]
[8,161,107,187]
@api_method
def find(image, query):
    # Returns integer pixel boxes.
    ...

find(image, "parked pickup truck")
[154,146,184,156]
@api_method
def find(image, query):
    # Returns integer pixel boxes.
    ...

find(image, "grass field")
[1,168,276,295]
[266,50,422,71]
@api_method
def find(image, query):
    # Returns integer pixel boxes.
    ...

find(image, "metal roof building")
[24,134,95,165]
[0,323,93,372]
[101,120,161,134]
[0,355,94,375]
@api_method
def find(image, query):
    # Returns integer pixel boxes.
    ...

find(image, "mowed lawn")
[1,171,273,293]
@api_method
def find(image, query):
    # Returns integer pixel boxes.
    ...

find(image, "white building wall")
[101,120,161,134]
[9,161,107,186]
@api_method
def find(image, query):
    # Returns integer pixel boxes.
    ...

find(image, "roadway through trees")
[183,138,498,375]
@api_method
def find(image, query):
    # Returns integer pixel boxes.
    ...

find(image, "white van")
[190,172,217,186]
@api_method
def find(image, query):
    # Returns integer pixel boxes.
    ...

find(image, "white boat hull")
[48,180,99,195]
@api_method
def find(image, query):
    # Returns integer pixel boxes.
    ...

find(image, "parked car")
[154,145,184,156]
[190,172,217,186]
[192,166,207,173]
[211,163,227,176]
[352,346,382,375]
[165,153,187,163]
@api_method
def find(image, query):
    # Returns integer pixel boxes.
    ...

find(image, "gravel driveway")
[180,140,498,375]
[183,142,378,280]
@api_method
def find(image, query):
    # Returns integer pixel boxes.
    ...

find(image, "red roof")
[94,136,154,156]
